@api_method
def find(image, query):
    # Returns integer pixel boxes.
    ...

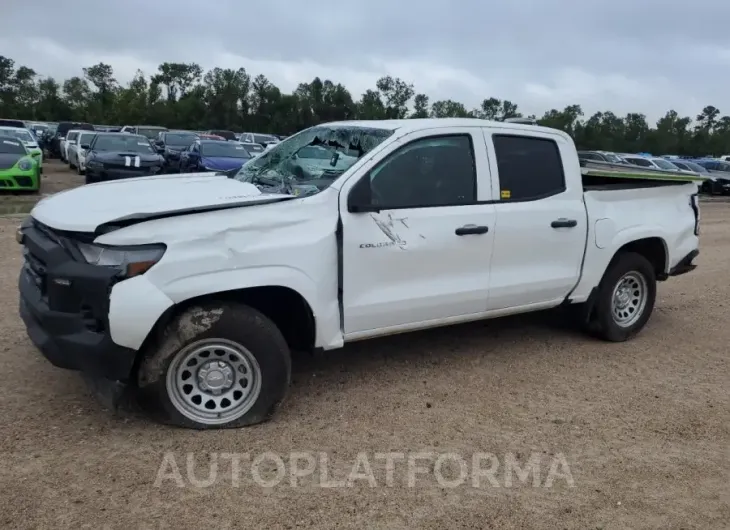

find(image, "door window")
[365,135,477,209]
[493,135,566,201]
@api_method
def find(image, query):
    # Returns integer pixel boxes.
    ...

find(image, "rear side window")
[493,135,566,201]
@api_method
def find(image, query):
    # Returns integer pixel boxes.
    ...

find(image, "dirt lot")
[0,162,728,529]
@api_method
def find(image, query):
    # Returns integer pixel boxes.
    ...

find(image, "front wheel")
[137,303,292,429]
[590,252,657,342]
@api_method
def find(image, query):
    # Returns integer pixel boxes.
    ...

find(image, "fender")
[609,225,669,273]
[109,265,342,351]
[571,224,669,302]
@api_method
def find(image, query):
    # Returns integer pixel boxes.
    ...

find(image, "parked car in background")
[84,133,165,184]
[198,133,225,141]
[0,134,41,192]
[0,119,26,128]
[52,121,94,160]
[623,155,681,171]
[68,131,97,175]
[95,125,123,133]
[239,142,265,157]
[671,160,708,174]
[29,123,49,139]
[179,139,253,172]
[63,130,87,165]
[0,126,43,171]
[286,144,359,180]
[578,150,627,164]
[692,159,730,194]
[205,130,237,141]
[240,132,280,147]
[154,131,200,173]
[120,125,168,140]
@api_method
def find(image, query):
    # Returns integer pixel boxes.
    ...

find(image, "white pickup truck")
[17,118,700,429]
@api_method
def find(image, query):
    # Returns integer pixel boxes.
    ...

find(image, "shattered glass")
[233,125,394,196]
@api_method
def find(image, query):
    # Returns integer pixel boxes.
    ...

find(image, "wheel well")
[139,286,316,359]
[617,237,667,279]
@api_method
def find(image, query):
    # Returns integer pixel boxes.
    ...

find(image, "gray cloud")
[3,0,729,122]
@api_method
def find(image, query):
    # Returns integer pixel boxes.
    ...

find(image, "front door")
[340,129,496,336]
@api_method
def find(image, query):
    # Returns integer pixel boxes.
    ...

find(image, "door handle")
[455,224,489,236]
[551,218,578,228]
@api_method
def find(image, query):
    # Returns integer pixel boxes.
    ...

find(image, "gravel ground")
[0,162,728,529]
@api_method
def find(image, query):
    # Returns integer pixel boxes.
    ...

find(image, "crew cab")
[17,119,700,429]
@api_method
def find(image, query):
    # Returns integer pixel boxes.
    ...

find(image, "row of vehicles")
[44,124,280,184]
[578,150,730,195]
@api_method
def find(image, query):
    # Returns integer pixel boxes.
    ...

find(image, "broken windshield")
[233,125,395,196]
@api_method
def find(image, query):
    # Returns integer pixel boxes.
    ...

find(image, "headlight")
[75,243,166,277]
[18,158,33,171]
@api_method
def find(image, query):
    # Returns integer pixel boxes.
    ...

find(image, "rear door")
[483,129,587,310]
[340,127,496,337]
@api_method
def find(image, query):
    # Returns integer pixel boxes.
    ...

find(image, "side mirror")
[80,144,90,150]
[347,176,376,213]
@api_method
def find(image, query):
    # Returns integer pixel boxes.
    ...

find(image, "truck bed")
[580,158,705,190]
[582,174,693,191]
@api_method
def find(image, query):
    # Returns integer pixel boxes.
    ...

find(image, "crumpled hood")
[31,172,292,232]
[201,156,250,170]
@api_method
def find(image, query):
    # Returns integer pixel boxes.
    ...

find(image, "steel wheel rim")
[611,271,648,328]
[166,338,262,426]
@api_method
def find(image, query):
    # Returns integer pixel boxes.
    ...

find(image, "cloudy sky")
[2,0,728,122]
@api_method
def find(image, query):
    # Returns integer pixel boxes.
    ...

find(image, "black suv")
[153,131,200,172]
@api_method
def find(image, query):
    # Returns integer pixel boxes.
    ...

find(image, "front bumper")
[0,172,39,190]
[18,220,137,381]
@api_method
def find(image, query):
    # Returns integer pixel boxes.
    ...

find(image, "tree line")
[1,55,728,156]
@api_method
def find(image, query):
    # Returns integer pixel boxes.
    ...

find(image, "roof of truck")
[323,118,567,138]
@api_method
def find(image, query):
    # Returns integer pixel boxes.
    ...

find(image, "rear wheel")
[137,302,292,429]
[589,252,656,342]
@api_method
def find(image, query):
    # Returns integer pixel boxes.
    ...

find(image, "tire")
[590,252,656,342]
[136,302,292,429]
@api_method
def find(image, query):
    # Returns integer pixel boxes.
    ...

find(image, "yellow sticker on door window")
[501,190,511,199]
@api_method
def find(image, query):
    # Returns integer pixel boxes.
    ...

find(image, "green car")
[0,135,40,192]
[0,126,43,173]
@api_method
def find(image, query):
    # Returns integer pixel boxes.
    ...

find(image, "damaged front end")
[17,217,150,408]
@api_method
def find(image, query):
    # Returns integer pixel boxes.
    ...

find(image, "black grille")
[14,176,33,187]
[23,247,47,294]
[33,220,63,246]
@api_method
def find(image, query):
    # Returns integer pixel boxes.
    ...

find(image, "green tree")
[1,54,729,154]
